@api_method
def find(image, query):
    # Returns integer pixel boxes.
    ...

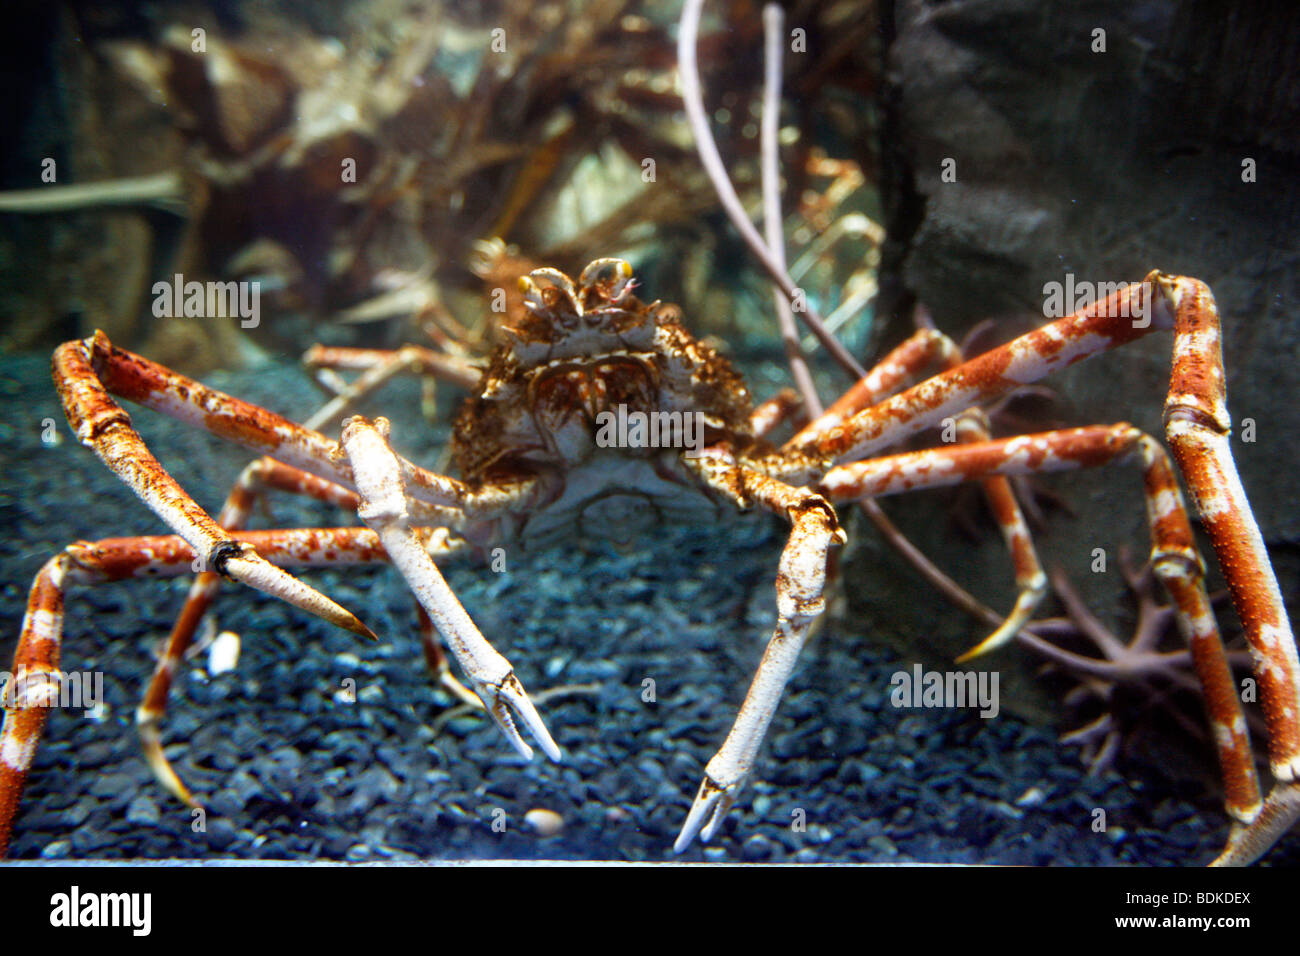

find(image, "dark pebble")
[742,833,775,861]
[205,818,238,850]
[125,795,161,826]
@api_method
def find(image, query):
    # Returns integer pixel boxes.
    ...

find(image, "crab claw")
[470,664,562,763]
[340,415,563,766]
[673,766,745,852]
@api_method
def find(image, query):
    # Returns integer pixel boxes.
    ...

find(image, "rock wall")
[853,0,1300,743]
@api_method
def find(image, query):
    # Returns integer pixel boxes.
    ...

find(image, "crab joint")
[206,540,244,579]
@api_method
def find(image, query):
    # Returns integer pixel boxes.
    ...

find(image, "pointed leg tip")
[673,815,706,854]
[312,603,377,643]
[958,629,1010,663]
[521,706,562,763]
[344,617,379,642]
[514,718,562,764]
[511,738,535,761]
[140,716,199,808]
[225,549,375,642]
[960,596,1039,664]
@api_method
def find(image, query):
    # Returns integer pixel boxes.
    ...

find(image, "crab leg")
[792,328,1049,660]
[781,273,1295,861]
[950,409,1048,661]
[675,453,844,851]
[781,279,1165,471]
[415,604,484,709]
[694,0,1048,751]
[791,328,961,448]
[0,557,68,859]
[0,526,458,856]
[749,389,803,440]
[302,344,483,424]
[1157,276,1300,865]
[140,522,473,806]
[61,331,493,512]
[138,459,366,806]
[152,372,468,737]
[818,424,1262,833]
[339,416,560,763]
[143,458,365,768]
[134,523,431,807]
[53,333,375,640]
[751,257,944,441]
[137,340,481,804]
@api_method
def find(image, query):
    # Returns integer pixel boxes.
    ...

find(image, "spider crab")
[2,256,1298,865]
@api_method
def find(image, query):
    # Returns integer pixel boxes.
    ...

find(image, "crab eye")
[579,258,635,304]
[519,268,580,325]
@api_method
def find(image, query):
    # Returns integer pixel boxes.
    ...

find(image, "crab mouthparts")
[581,492,658,546]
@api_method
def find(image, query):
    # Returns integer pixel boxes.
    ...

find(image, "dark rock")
[872,0,1300,722]
[125,795,161,827]
[205,818,238,851]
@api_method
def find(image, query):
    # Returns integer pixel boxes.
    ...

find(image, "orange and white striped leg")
[783,273,1295,861]
[142,367,471,789]
[748,388,803,440]
[792,329,1049,660]
[1155,274,1300,865]
[674,453,845,851]
[52,332,380,639]
[59,331,484,513]
[818,424,1262,849]
[791,328,961,448]
[1,526,461,856]
[139,459,366,806]
[0,556,68,859]
[782,280,1167,474]
[951,409,1048,662]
